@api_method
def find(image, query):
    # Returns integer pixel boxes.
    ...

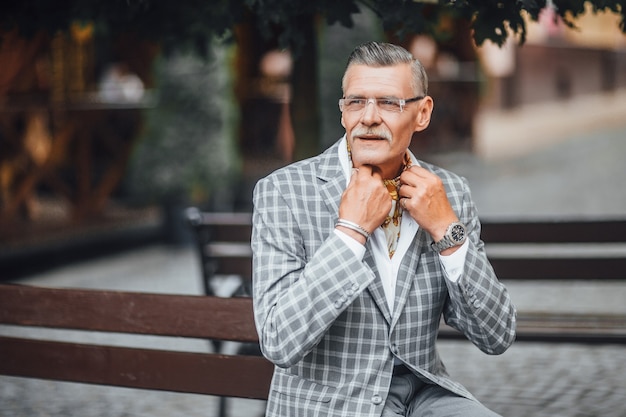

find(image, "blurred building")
[0,27,157,237]
[474,5,626,159]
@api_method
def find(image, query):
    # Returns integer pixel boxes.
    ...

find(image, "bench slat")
[189,215,626,281]
[490,257,626,280]
[186,209,253,243]
[438,312,626,344]
[436,327,626,344]
[0,336,272,399]
[3,284,624,346]
[205,252,626,280]
[208,257,253,279]
[0,285,258,342]
[190,218,626,244]
[481,220,626,243]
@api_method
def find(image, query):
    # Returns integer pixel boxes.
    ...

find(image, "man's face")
[341,63,432,179]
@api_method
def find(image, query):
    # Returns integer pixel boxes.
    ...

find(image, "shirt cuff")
[438,239,469,283]
[334,229,366,261]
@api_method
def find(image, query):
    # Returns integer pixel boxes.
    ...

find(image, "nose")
[360,98,382,125]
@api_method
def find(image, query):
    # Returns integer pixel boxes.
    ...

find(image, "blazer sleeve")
[441,175,517,355]
[251,176,376,368]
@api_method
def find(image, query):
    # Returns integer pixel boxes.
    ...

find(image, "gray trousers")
[382,373,501,417]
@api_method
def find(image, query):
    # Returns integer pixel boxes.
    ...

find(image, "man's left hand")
[399,166,459,242]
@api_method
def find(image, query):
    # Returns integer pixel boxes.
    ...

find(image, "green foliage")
[250,0,361,48]
[1,0,624,54]
[365,0,442,41]
[0,0,245,56]
[553,0,626,32]
[455,1,544,46]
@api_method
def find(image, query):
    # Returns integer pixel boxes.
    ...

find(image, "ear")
[340,113,346,129]
[414,96,433,132]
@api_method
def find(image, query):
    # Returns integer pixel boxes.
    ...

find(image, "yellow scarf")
[347,142,411,258]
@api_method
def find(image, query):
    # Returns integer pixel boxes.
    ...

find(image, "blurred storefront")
[0,27,157,237]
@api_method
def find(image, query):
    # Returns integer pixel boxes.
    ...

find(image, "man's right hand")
[336,165,391,242]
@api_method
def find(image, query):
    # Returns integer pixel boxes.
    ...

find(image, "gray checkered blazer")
[252,140,516,417]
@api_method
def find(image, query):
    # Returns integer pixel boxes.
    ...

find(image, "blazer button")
[371,394,383,405]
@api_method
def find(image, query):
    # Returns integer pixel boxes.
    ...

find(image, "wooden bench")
[2,214,624,416]
[185,209,626,344]
[0,283,272,416]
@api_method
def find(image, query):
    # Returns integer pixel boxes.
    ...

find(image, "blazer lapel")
[391,228,429,327]
[364,249,392,323]
[317,143,344,221]
[316,141,392,323]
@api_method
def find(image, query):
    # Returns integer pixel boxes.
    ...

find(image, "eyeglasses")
[338,96,424,113]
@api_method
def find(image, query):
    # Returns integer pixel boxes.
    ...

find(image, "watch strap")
[430,221,466,253]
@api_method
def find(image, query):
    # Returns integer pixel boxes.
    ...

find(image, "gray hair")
[342,41,428,96]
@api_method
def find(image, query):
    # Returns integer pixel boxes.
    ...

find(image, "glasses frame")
[338,96,425,114]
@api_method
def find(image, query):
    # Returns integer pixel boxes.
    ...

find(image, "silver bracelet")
[336,219,371,239]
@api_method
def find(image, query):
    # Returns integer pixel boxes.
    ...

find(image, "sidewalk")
[430,123,626,220]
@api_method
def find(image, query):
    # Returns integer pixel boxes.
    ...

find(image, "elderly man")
[251,41,516,417]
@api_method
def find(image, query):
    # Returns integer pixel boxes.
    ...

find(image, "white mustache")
[350,127,392,142]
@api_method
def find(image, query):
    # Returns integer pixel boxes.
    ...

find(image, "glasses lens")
[342,98,365,111]
[340,98,403,113]
[377,99,402,112]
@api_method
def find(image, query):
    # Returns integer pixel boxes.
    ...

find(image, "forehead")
[343,63,413,97]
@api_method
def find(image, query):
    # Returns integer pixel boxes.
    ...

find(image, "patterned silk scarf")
[381,152,412,258]
[347,142,412,258]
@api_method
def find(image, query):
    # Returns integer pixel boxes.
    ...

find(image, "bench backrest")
[184,211,626,344]
[186,210,626,282]
[482,219,626,280]
[0,284,273,399]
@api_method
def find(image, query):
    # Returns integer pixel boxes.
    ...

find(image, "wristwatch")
[431,221,467,253]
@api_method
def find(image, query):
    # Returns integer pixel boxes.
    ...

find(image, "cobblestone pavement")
[2,124,626,417]
[440,341,626,417]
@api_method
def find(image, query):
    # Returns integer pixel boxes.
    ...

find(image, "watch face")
[450,224,466,242]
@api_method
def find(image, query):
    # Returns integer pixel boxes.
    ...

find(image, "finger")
[410,166,439,182]
[402,165,434,183]
[400,167,418,187]
[398,183,414,200]
[352,165,378,185]
[406,165,428,176]
[358,165,373,176]
[364,164,384,180]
